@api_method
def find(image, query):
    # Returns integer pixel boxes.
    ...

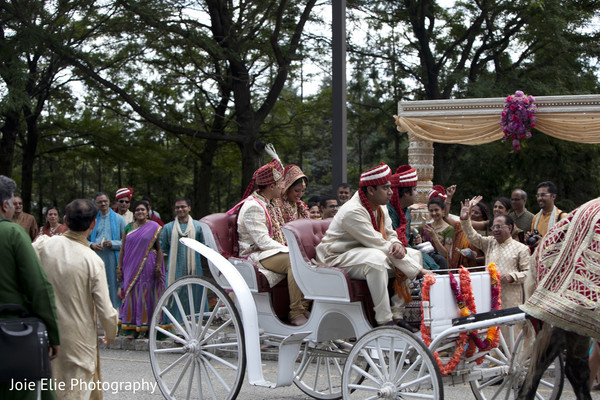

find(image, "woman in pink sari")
[117,200,165,338]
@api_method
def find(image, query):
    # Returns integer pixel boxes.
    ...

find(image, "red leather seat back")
[283,218,331,262]
[200,213,237,257]
[284,217,377,327]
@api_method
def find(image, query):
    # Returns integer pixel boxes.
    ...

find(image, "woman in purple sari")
[117,200,165,338]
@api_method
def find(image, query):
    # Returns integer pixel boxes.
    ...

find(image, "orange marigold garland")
[461,265,502,362]
[421,264,503,374]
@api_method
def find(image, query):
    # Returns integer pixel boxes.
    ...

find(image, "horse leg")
[564,330,592,400]
[516,324,565,400]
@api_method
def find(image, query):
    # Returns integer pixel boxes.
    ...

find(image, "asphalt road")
[99,346,599,400]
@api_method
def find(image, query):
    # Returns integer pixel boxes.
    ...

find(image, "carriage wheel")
[294,339,358,399]
[149,277,246,400]
[470,322,564,400]
[342,326,443,399]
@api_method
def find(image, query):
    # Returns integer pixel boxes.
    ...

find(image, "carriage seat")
[199,213,280,293]
[282,218,372,304]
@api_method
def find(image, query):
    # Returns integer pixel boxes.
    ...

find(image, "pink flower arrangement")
[500,90,536,151]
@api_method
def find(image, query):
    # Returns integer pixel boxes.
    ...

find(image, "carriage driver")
[315,163,427,329]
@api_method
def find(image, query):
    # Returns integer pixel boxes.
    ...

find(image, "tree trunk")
[239,137,264,197]
[196,140,220,217]
[20,114,39,213]
[0,110,20,178]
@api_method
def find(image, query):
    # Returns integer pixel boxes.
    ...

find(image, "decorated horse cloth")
[520,197,600,340]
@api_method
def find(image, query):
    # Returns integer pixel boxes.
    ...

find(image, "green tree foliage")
[2,0,600,222]
[343,0,600,209]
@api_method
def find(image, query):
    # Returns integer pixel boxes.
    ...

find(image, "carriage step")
[274,331,311,387]
[451,307,523,326]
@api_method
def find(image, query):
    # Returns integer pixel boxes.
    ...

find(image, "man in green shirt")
[0,175,60,400]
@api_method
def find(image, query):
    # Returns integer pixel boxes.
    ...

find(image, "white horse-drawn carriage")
[148,215,563,399]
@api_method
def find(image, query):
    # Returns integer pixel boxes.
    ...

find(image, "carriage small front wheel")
[341,326,443,399]
[149,276,246,400]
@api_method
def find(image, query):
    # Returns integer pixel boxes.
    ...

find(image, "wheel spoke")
[392,341,410,382]
[187,283,198,336]
[351,361,381,386]
[194,286,209,338]
[398,354,425,383]
[398,373,433,390]
[202,348,240,370]
[153,347,186,354]
[375,339,389,380]
[200,318,233,345]
[155,325,188,345]
[195,358,204,400]
[200,354,233,393]
[346,382,381,392]
[395,392,436,399]
[161,305,191,341]
[169,353,193,395]
[359,347,385,382]
[295,348,314,381]
[185,356,196,400]
[159,353,190,377]
[325,358,334,394]
[173,291,193,335]
[199,357,219,400]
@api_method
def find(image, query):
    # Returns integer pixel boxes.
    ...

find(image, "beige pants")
[261,252,309,320]
[344,248,422,325]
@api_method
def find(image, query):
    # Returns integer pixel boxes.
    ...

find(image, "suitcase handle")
[0,323,33,337]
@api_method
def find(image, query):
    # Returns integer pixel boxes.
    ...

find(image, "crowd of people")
[1,150,599,399]
[0,177,205,399]
[225,155,598,398]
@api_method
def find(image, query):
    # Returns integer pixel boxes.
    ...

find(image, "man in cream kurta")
[34,199,118,400]
[460,201,530,308]
[235,158,310,326]
[315,163,425,326]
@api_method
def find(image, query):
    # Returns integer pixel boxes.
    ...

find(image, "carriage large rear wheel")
[149,277,246,400]
[342,326,443,399]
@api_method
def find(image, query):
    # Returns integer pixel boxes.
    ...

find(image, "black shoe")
[394,318,419,333]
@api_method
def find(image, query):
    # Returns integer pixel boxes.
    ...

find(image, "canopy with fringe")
[394,94,600,144]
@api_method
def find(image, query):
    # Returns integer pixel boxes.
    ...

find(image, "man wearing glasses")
[319,194,340,219]
[88,192,126,308]
[526,181,567,247]
[160,197,204,287]
[115,187,134,224]
[460,199,530,309]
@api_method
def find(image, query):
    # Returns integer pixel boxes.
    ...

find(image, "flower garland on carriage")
[420,264,502,375]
